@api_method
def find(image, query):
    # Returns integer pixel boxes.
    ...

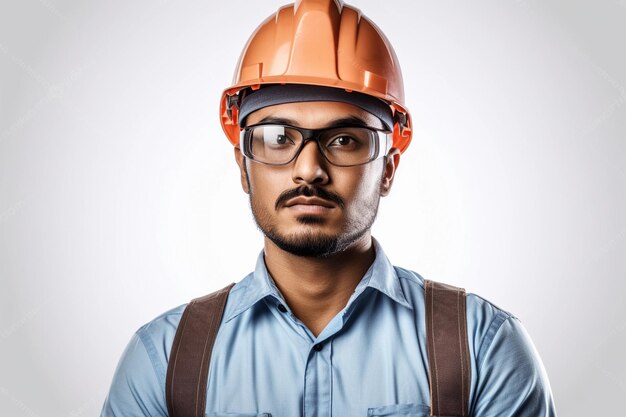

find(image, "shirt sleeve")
[100,332,168,417]
[471,316,557,417]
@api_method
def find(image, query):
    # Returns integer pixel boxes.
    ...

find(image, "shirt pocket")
[367,403,430,417]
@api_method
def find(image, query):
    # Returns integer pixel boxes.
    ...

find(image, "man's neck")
[263,234,376,337]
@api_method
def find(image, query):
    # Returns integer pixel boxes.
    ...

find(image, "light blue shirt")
[101,241,556,417]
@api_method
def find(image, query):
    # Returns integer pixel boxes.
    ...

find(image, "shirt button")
[277,304,288,313]
[313,343,323,352]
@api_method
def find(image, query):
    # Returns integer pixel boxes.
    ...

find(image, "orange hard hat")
[219,0,412,153]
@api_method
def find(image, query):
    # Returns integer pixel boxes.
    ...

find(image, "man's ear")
[234,146,250,194]
[380,148,401,197]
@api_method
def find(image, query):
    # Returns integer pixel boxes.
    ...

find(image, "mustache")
[275,186,345,210]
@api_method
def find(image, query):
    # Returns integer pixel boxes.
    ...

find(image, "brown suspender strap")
[165,283,235,417]
[424,279,471,417]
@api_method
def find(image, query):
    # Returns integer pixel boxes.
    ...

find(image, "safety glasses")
[240,123,391,167]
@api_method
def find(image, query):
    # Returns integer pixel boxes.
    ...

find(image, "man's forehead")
[244,101,384,129]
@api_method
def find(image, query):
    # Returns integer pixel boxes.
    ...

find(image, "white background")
[1,0,625,416]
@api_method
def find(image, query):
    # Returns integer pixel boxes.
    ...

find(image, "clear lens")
[249,125,300,164]
[319,127,376,165]
[242,124,388,166]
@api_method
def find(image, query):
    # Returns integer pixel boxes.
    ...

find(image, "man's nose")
[291,140,329,185]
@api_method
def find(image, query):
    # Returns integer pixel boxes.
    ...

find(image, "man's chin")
[267,230,342,258]
[263,222,372,258]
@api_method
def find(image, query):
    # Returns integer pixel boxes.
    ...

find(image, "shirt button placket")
[303,340,332,417]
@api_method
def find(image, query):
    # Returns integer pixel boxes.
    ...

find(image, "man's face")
[234,101,400,257]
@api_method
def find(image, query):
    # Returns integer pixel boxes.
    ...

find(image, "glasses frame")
[240,123,392,167]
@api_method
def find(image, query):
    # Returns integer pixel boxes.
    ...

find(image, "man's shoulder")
[131,303,187,364]
[393,265,513,315]
[392,265,516,356]
[133,279,249,355]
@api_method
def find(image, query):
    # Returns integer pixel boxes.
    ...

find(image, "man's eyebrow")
[253,115,372,128]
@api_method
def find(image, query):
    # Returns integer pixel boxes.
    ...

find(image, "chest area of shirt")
[205,298,431,417]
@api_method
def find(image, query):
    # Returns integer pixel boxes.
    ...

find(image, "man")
[101,1,556,416]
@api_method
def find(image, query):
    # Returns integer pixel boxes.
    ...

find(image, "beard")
[248,185,381,258]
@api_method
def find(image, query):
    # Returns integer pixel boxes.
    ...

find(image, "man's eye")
[329,136,354,146]
[269,134,293,145]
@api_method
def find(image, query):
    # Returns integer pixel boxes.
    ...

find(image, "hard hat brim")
[237,84,394,131]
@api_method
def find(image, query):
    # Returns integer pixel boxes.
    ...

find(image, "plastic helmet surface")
[220,0,412,153]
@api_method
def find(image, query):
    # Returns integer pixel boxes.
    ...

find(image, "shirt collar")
[223,239,411,323]
[361,239,412,309]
